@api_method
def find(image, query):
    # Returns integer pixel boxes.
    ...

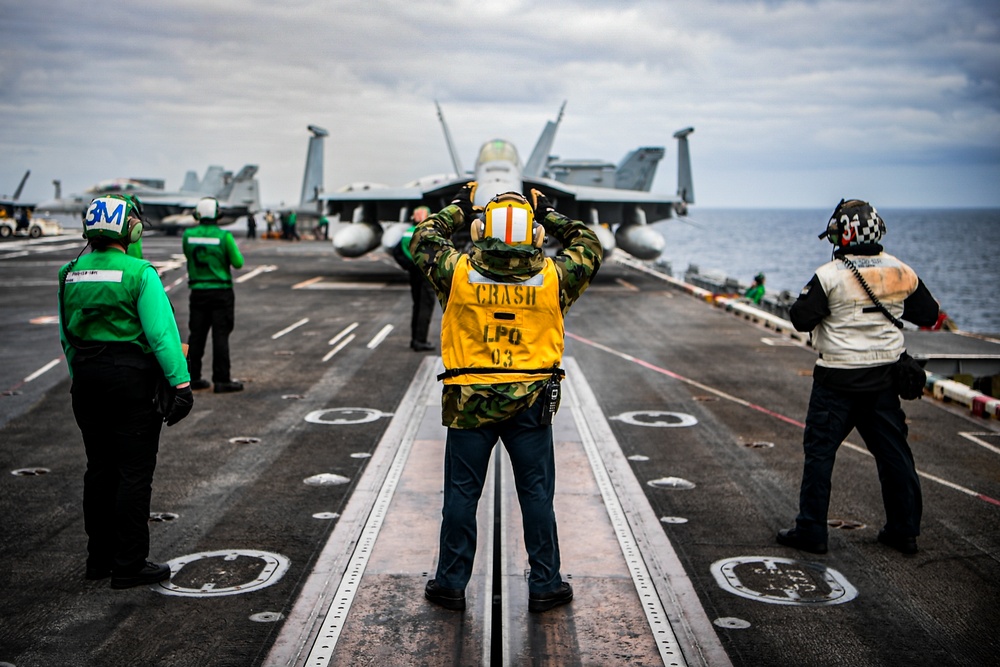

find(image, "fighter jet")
[299,103,694,260]
[34,165,261,235]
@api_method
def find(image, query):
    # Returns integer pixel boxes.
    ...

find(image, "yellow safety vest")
[441,255,563,384]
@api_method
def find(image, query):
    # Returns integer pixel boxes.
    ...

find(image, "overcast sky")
[2,0,998,210]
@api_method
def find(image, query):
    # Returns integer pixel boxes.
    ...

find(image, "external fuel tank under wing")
[306,104,694,260]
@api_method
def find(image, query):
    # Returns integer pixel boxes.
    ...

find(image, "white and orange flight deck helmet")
[472,192,544,248]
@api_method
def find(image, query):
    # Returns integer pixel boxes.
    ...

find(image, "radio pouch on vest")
[840,256,925,400]
[539,372,562,426]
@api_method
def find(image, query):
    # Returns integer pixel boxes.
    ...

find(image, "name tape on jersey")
[188,237,222,245]
[66,269,124,284]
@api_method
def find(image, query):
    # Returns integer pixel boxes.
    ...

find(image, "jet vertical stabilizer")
[218,165,260,211]
[180,170,201,193]
[524,101,566,178]
[12,170,30,200]
[614,147,665,192]
[436,101,465,177]
[200,167,226,197]
[300,125,328,206]
[673,127,695,206]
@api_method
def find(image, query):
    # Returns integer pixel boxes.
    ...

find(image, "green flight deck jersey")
[58,249,190,385]
[182,224,245,289]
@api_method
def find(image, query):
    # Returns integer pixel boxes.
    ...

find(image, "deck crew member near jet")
[183,197,245,393]
[777,199,940,556]
[59,194,193,588]
[411,183,602,612]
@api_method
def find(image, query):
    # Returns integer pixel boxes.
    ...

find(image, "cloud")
[1,0,998,207]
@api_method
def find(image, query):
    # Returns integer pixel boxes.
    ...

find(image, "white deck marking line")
[322,334,355,362]
[563,357,732,667]
[299,360,435,666]
[292,276,323,289]
[366,324,393,349]
[23,358,63,383]
[569,332,1000,508]
[959,432,1000,457]
[235,264,277,283]
[163,276,185,293]
[564,360,692,667]
[327,322,359,346]
[271,318,309,340]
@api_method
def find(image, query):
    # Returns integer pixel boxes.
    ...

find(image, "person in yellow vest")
[411,183,603,612]
[59,194,193,588]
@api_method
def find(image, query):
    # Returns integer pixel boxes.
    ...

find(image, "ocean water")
[653,208,1000,335]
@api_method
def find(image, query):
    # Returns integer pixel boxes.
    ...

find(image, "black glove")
[530,189,554,224]
[450,181,478,221]
[164,386,194,426]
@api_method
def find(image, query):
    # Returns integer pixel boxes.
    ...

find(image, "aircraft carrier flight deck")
[1,233,998,667]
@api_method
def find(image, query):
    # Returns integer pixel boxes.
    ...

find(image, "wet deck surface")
[2,234,999,667]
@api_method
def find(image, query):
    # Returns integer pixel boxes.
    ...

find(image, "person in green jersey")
[390,206,436,351]
[59,194,193,589]
[182,197,246,393]
[744,273,765,304]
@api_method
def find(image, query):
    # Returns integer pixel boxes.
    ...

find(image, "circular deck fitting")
[350,452,372,459]
[711,556,858,606]
[149,512,179,523]
[713,617,751,629]
[273,350,296,356]
[282,394,305,400]
[304,473,351,486]
[250,611,285,623]
[155,549,290,598]
[610,411,698,428]
[627,454,650,462]
[693,395,719,402]
[647,476,697,490]
[660,516,689,524]
[11,467,49,476]
[312,512,341,520]
[741,441,775,449]
[228,436,261,445]
[827,519,866,530]
[2,390,23,397]
[305,407,393,425]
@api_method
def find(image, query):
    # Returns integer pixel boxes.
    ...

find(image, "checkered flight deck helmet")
[819,198,886,248]
[83,194,143,245]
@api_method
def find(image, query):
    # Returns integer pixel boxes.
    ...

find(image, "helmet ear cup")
[470,217,484,242]
[824,218,840,246]
[532,223,545,248]
[128,218,143,244]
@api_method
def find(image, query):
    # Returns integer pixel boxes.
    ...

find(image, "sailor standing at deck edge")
[777,199,940,556]
[411,183,602,612]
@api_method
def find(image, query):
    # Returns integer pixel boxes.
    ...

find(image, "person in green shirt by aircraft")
[182,197,245,393]
[59,194,193,589]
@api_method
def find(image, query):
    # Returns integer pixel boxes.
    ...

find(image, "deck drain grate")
[149,512,179,523]
[742,441,775,449]
[229,437,261,445]
[827,519,866,530]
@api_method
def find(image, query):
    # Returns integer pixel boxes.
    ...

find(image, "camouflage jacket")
[410,204,603,429]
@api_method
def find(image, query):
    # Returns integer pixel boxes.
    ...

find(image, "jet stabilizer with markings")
[299,103,695,260]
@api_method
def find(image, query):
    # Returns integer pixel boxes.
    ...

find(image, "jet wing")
[319,179,471,224]
[523,178,680,226]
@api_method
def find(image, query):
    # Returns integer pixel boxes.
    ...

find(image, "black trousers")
[795,382,922,540]
[188,288,235,383]
[408,268,435,344]
[71,357,162,573]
